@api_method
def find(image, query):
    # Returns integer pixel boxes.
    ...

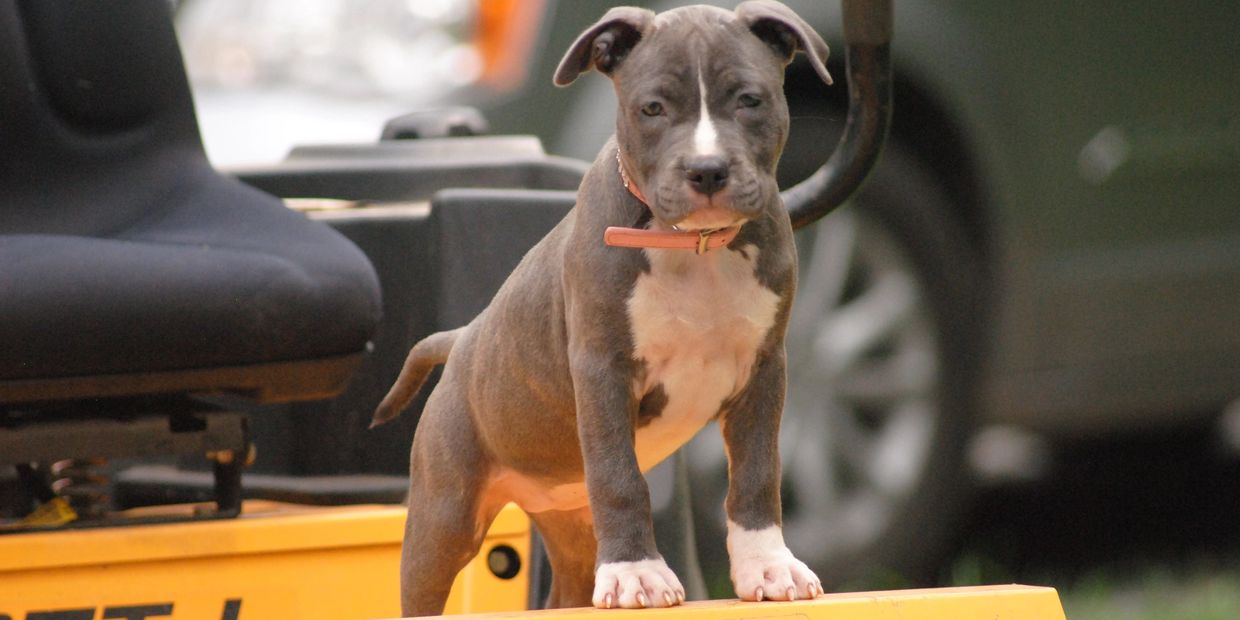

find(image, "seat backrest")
[0,0,208,235]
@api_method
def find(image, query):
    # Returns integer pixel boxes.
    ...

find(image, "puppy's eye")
[640,101,664,117]
[738,93,762,108]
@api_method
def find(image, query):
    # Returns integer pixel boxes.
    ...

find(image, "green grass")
[1059,569,1240,620]
[944,551,1240,620]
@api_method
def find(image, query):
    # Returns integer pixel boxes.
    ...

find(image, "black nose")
[685,155,729,196]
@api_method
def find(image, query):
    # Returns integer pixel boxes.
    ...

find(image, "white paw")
[592,558,686,609]
[727,522,822,602]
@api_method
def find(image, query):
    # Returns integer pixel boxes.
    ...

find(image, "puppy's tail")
[370,327,463,428]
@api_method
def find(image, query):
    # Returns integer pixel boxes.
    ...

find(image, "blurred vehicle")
[178,0,1240,591]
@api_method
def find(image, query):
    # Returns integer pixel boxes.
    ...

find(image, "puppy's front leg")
[571,351,685,609]
[721,350,823,601]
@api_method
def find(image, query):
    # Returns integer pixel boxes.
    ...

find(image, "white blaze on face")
[693,67,720,156]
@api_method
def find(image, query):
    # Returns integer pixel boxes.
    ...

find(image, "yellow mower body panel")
[1,500,1065,620]
[0,501,530,619]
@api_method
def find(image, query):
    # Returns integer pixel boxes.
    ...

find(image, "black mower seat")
[0,1,381,403]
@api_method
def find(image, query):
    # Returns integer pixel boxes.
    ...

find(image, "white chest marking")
[627,244,780,472]
[693,68,720,156]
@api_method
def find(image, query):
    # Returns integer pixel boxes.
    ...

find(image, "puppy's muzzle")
[685,155,729,196]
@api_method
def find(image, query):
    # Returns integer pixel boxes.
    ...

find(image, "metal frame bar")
[782,0,894,229]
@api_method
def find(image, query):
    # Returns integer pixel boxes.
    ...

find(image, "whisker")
[789,114,842,122]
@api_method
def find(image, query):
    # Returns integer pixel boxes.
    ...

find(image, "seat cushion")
[0,174,381,382]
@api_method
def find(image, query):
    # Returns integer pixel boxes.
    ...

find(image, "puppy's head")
[555,1,831,231]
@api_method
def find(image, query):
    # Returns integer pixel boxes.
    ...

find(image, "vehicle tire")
[685,143,984,592]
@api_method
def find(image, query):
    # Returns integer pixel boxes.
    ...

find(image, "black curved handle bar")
[782,0,893,230]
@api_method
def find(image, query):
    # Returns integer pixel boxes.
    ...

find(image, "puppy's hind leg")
[399,396,501,616]
[530,507,598,609]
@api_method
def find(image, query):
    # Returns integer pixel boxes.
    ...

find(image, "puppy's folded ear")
[554,6,655,87]
[736,0,833,85]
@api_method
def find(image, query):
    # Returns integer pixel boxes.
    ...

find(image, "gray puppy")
[373,2,834,614]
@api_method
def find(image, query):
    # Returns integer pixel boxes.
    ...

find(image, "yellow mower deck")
[2,500,1065,619]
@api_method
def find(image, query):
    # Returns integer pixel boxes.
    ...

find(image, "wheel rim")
[688,206,942,569]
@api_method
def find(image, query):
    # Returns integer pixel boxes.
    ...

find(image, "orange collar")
[605,150,741,255]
